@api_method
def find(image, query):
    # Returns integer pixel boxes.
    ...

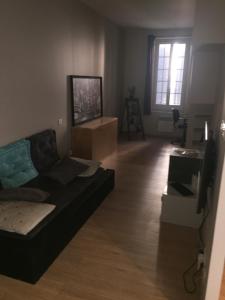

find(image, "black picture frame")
[70,75,103,126]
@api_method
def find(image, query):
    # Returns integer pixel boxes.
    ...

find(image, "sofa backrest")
[27,129,59,173]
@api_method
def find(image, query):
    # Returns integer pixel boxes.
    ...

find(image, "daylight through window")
[154,39,189,109]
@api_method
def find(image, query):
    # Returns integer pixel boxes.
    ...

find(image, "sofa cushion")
[0,188,49,202]
[44,157,88,185]
[71,157,101,177]
[0,201,55,235]
[0,139,38,189]
[27,129,59,173]
[24,168,107,208]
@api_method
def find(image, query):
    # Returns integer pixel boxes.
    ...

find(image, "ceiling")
[81,0,196,29]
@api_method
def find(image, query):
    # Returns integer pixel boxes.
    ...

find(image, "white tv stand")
[161,184,202,228]
[161,148,203,228]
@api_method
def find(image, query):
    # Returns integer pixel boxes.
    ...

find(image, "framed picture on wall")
[70,75,103,126]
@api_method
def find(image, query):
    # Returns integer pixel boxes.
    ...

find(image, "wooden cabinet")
[72,117,118,161]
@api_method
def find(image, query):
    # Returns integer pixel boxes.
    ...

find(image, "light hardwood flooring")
[0,138,199,300]
[219,265,225,300]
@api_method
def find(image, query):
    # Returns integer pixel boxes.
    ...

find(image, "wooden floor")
[0,138,200,300]
[220,265,225,300]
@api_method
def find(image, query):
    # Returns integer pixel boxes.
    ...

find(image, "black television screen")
[197,129,216,214]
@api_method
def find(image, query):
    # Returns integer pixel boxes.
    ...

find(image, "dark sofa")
[0,129,115,283]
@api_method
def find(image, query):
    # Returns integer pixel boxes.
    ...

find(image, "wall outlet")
[58,118,63,126]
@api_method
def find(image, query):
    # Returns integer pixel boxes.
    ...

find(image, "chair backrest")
[172,109,180,125]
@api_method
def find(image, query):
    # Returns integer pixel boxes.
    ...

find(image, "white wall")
[190,0,225,299]
[121,27,192,136]
[0,0,121,154]
[199,53,225,300]
[203,78,225,300]
[186,0,225,117]
[185,45,224,147]
[189,45,224,105]
[103,20,123,117]
[193,0,225,48]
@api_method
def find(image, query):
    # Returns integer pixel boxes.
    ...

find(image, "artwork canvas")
[70,76,103,126]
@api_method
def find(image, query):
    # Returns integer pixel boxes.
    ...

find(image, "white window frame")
[151,37,191,113]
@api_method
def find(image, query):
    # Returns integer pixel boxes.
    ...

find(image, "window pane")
[159,57,170,69]
[157,81,168,93]
[158,70,169,82]
[157,82,163,92]
[155,41,187,107]
[175,82,182,93]
[170,94,181,106]
[158,70,163,81]
[159,44,171,57]
[156,93,162,104]
[163,82,168,93]
[161,93,167,105]
[156,93,167,105]
[163,70,169,81]
[164,57,170,69]
[171,81,182,94]
[176,57,185,69]
[156,43,171,106]
[158,58,164,69]
[176,70,183,81]
[170,93,175,105]
[169,43,186,106]
[174,43,186,57]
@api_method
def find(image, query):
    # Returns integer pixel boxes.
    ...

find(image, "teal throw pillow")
[0,139,38,188]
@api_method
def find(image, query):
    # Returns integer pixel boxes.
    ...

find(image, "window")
[152,38,190,111]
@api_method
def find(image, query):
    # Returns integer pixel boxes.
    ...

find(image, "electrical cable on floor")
[183,202,210,294]
[183,258,204,294]
[198,203,209,251]
[183,258,198,294]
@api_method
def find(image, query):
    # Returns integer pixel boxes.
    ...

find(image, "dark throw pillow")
[27,129,60,173]
[44,157,89,185]
[0,188,50,202]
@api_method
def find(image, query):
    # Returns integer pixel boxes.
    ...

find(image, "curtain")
[143,35,155,115]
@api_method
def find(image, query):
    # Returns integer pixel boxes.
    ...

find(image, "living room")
[0,1,225,300]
